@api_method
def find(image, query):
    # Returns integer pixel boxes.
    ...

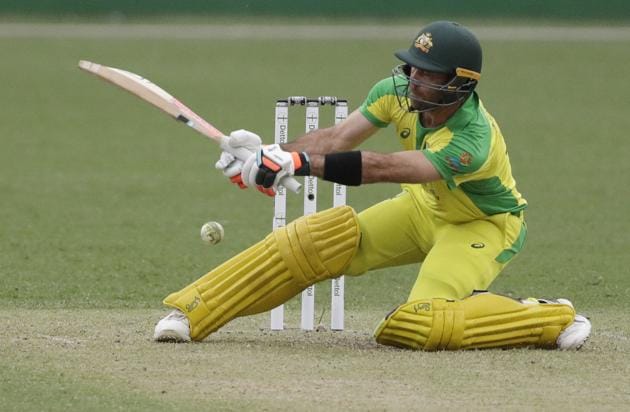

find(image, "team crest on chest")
[414,32,433,53]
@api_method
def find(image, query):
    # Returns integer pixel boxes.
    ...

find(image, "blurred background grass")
[1,1,629,316]
[2,0,630,23]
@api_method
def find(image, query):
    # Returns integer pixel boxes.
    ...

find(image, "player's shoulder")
[451,95,493,143]
[360,76,402,127]
[444,95,495,170]
[366,76,398,99]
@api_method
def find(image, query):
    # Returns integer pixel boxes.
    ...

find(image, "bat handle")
[278,174,303,194]
[220,137,302,194]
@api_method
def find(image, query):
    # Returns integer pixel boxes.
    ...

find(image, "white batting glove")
[241,145,310,196]
[214,129,262,189]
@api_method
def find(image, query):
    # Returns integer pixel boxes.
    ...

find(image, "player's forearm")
[282,110,377,154]
[308,150,441,185]
[359,151,421,183]
[281,127,346,154]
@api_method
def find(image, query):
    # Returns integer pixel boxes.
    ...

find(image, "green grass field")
[1,22,629,410]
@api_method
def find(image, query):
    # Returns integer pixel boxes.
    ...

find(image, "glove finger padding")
[241,153,260,188]
[215,151,237,173]
[229,129,262,151]
[222,159,244,178]
[216,130,265,191]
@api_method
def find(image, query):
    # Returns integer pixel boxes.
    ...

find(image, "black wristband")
[323,151,362,186]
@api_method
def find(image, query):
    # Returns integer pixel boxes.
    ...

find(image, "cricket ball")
[200,221,224,245]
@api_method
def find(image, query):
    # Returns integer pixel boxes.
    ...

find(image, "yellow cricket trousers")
[345,189,526,301]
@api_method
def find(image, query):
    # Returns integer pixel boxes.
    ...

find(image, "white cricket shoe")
[551,298,591,350]
[521,298,591,350]
[557,313,591,350]
[153,309,191,342]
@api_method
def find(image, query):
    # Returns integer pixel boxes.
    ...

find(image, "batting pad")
[163,206,360,341]
[373,293,575,350]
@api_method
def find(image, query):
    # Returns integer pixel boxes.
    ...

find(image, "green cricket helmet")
[392,21,482,112]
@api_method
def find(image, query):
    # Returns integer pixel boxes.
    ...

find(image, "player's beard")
[409,95,439,112]
[391,65,466,113]
[407,88,443,113]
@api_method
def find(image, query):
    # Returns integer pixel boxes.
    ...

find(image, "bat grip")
[220,137,302,194]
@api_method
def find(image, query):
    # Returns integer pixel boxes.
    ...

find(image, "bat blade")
[78,60,224,142]
[78,60,302,193]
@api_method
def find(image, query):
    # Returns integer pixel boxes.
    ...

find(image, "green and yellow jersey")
[360,77,527,223]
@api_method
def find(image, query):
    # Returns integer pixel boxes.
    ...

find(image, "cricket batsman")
[154,21,591,350]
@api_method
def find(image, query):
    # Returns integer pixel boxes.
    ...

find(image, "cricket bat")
[78,60,301,193]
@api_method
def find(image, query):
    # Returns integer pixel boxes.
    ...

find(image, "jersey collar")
[444,92,479,131]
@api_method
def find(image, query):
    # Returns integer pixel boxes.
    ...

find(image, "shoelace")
[166,310,187,321]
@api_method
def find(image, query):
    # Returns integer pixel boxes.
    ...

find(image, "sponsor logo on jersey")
[459,151,472,166]
[446,151,473,171]
[414,32,433,53]
[446,156,459,170]
[399,128,411,138]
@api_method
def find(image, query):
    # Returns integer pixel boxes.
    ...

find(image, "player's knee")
[163,205,361,340]
[374,293,575,351]
[374,298,471,350]
[274,205,361,284]
[343,257,368,277]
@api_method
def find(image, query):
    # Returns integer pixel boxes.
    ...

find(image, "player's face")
[408,67,451,110]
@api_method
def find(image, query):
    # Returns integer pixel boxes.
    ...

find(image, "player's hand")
[215,129,262,189]
[241,145,310,196]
